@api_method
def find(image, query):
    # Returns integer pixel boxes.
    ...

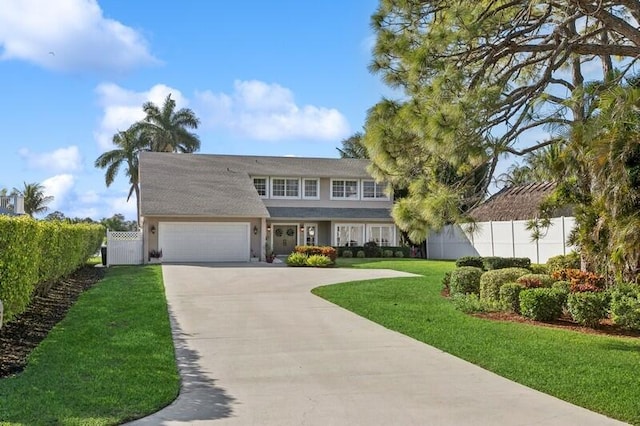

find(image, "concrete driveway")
[128,264,624,426]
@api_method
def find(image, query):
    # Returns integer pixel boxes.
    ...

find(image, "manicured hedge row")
[0,216,104,323]
[335,245,410,258]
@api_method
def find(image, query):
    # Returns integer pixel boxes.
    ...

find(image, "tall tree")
[337,132,369,158]
[14,182,53,217]
[367,0,640,240]
[135,94,201,153]
[94,128,147,223]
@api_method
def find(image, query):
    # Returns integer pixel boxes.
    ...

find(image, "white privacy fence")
[106,230,143,266]
[426,217,575,264]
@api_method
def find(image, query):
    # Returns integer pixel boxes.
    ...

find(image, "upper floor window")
[362,180,389,200]
[331,179,359,200]
[272,178,299,198]
[253,177,268,197]
[303,178,319,199]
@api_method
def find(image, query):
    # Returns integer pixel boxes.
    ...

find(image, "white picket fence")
[426,217,575,264]
[106,230,143,266]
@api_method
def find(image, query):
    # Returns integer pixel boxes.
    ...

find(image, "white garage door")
[158,222,250,262]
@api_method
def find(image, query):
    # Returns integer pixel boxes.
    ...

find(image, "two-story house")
[0,195,25,216]
[139,152,398,263]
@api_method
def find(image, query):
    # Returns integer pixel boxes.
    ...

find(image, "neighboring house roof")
[469,182,571,221]
[267,207,392,220]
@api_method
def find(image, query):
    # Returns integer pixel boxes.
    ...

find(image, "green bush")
[479,267,530,303]
[529,263,549,274]
[552,280,571,293]
[286,252,308,267]
[334,245,410,258]
[294,245,337,262]
[442,271,452,293]
[516,273,555,289]
[394,250,404,258]
[356,250,366,258]
[0,217,103,323]
[482,256,531,270]
[499,282,524,313]
[342,250,353,258]
[567,292,609,327]
[383,249,394,258]
[450,266,483,296]
[455,256,484,268]
[546,252,580,272]
[519,288,566,321]
[306,254,333,267]
[363,241,381,257]
[609,283,640,331]
[451,293,485,313]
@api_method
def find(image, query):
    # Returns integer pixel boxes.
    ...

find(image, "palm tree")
[135,94,201,153]
[14,182,53,217]
[94,127,148,224]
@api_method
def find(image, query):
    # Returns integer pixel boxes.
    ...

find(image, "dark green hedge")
[336,245,410,258]
[0,216,104,323]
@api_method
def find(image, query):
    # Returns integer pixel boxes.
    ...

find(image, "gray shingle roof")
[267,207,392,220]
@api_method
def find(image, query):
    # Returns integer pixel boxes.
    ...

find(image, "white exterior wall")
[426,217,575,264]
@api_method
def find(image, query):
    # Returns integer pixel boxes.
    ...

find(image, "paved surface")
[128,264,625,426]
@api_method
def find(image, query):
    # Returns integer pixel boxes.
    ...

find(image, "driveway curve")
[128,264,624,426]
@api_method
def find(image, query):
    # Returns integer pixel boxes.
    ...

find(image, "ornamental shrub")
[546,252,580,272]
[294,245,337,262]
[528,263,549,274]
[451,293,485,313]
[356,250,366,258]
[442,271,452,293]
[342,250,353,258]
[499,282,524,313]
[455,256,484,268]
[394,250,404,258]
[551,280,571,293]
[449,266,483,296]
[306,254,332,267]
[516,273,555,289]
[519,288,566,321]
[383,249,394,258]
[286,252,308,267]
[567,292,609,327]
[609,283,640,330]
[363,241,381,257]
[551,269,605,292]
[479,267,530,303]
[482,256,531,271]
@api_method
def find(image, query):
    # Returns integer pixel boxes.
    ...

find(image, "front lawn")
[0,265,179,426]
[315,258,640,425]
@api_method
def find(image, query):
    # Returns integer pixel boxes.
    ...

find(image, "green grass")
[316,258,640,425]
[0,266,179,426]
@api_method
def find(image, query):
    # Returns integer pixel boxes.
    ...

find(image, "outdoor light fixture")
[150,225,156,235]
[267,225,271,232]
[253,225,258,235]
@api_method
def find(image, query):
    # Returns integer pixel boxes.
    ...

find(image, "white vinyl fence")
[106,230,143,266]
[426,216,575,264]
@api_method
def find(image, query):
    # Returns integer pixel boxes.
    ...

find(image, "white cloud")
[0,0,157,73]
[94,83,186,150]
[42,174,75,211]
[78,190,100,204]
[196,80,350,141]
[107,195,137,219]
[19,145,82,172]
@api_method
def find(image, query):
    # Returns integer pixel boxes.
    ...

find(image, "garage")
[158,222,250,262]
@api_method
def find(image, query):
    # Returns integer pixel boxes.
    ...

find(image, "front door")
[273,225,298,255]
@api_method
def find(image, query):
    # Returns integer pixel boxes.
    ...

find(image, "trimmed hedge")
[479,267,530,303]
[609,283,640,331]
[482,256,531,270]
[519,288,566,321]
[450,266,483,296]
[455,256,484,268]
[0,216,104,323]
[499,282,524,313]
[567,292,609,327]
[516,273,555,289]
[294,245,337,262]
[546,252,580,272]
[336,245,410,258]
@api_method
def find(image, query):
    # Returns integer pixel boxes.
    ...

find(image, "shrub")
[529,263,549,274]
[455,256,484,268]
[286,252,308,267]
[551,269,605,292]
[442,271,452,293]
[499,283,524,313]
[306,254,332,267]
[294,245,337,262]
[449,266,483,296]
[552,280,571,293]
[609,283,640,331]
[519,288,566,321]
[516,273,555,289]
[394,250,404,258]
[342,249,353,258]
[451,293,485,313]
[383,249,394,258]
[546,252,580,272]
[335,245,410,258]
[567,292,609,327]
[479,267,531,303]
[356,250,366,258]
[482,256,531,270]
[363,241,381,258]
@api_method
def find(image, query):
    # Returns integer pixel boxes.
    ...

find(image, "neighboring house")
[139,152,398,263]
[0,195,25,216]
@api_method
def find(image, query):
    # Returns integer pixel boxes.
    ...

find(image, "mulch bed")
[0,266,105,378]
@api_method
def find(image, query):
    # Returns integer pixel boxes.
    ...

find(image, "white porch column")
[260,217,267,261]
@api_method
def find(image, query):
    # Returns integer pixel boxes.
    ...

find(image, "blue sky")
[0,0,386,220]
